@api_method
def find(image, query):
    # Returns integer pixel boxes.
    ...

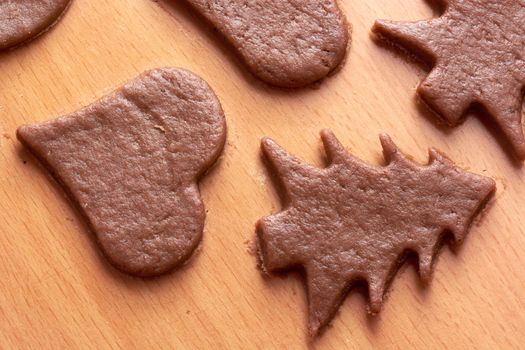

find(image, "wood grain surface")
[1,0,524,349]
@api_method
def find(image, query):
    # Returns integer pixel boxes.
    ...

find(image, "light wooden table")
[1,1,523,348]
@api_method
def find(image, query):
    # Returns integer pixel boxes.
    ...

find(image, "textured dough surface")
[184,0,350,87]
[257,130,495,336]
[0,0,71,49]
[17,68,227,277]
[373,0,525,159]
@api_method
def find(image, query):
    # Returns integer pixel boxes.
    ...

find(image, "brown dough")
[257,130,495,336]
[182,0,350,88]
[17,68,227,277]
[0,0,71,50]
[372,0,525,159]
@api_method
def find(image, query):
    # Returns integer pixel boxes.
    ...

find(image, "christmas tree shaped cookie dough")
[182,0,350,88]
[0,0,71,49]
[257,130,495,336]
[17,68,227,277]
[373,0,525,158]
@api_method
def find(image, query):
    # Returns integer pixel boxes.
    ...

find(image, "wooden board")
[1,0,524,348]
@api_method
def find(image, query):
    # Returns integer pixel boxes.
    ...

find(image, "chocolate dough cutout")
[257,130,495,336]
[17,68,227,277]
[0,0,71,50]
[182,0,350,88]
[372,0,525,159]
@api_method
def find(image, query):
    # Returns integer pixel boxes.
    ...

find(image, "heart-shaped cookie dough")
[17,68,227,277]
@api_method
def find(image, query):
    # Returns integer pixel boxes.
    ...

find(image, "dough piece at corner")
[0,0,71,49]
[373,0,525,159]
